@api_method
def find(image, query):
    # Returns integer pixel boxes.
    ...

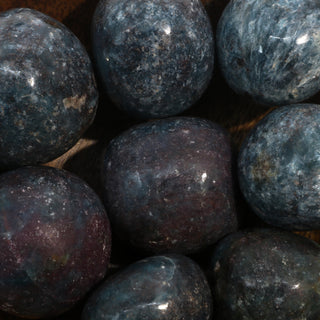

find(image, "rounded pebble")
[82,254,213,320]
[208,228,320,320]
[0,166,111,318]
[102,117,238,254]
[217,0,320,106]
[238,104,320,230]
[0,8,98,170]
[92,0,214,119]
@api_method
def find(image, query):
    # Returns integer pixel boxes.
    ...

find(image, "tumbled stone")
[0,166,111,318]
[101,117,238,254]
[82,254,213,320]
[0,8,98,170]
[92,0,214,119]
[207,228,320,320]
[217,0,320,106]
[238,104,320,230]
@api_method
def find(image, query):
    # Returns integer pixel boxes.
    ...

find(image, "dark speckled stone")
[0,8,98,170]
[208,229,320,320]
[92,0,214,119]
[102,117,238,254]
[82,254,213,320]
[238,104,320,230]
[217,0,320,106]
[0,166,111,319]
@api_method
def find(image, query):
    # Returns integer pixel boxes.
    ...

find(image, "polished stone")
[82,254,213,320]
[101,117,238,254]
[238,104,320,230]
[217,0,320,106]
[0,166,111,318]
[208,229,320,320]
[0,8,98,170]
[92,0,214,119]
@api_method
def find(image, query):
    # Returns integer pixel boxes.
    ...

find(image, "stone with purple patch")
[0,166,111,318]
[101,117,238,254]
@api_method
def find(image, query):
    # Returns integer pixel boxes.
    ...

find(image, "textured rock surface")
[92,0,214,119]
[217,0,320,106]
[238,104,320,230]
[102,117,238,254]
[208,228,320,320]
[0,8,98,170]
[0,166,111,318]
[82,254,213,320]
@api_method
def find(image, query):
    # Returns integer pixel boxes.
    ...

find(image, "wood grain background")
[0,1,320,319]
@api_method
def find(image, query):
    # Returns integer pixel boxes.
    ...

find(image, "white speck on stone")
[158,303,169,310]
[292,283,300,290]
[269,35,292,43]
[27,77,35,87]
[163,25,171,35]
[201,172,207,183]
[296,33,309,45]
[0,64,21,77]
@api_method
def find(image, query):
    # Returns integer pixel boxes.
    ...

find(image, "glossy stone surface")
[208,229,320,320]
[82,254,213,320]
[238,104,320,230]
[92,0,214,119]
[102,117,238,254]
[0,166,111,318]
[217,0,320,106]
[0,8,98,170]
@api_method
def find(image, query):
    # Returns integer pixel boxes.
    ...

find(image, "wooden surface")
[1,0,320,319]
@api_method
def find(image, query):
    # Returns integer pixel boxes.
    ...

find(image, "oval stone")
[92,0,214,119]
[217,0,320,106]
[82,254,213,320]
[101,117,238,254]
[238,104,320,230]
[208,229,320,320]
[0,8,98,170]
[0,166,111,318]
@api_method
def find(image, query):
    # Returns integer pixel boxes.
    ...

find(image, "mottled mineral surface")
[82,254,213,320]
[101,117,238,254]
[217,0,320,105]
[238,104,320,230]
[0,8,98,170]
[92,0,214,119]
[208,229,320,320]
[0,166,111,318]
